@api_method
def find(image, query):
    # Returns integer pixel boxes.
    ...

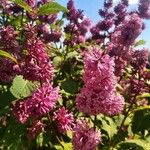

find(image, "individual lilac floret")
[72,119,101,150]
[28,83,60,116]
[53,107,74,133]
[12,99,30,124]
[27,120,45,140]
[138,0,150,19]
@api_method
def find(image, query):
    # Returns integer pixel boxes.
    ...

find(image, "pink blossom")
[53,107,74,133]
[76,48,125,115]
[112,13,143,46]
[26,0,36,7]
[72,119,101,150]
[27,120,45,140]
[21,39,54,82]
[131,49,149,70]
[12,99,30,124]
[28,83,60,116]
[138,0,150,19]
[0,58,17,83]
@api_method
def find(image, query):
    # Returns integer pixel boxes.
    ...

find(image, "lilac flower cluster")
[131,49,149,71]
[64,0,91,46]
[27,120,45,140]
[13,83,60,123]
[1,0,150,147]
[0,26,20,83]
[26,0,36,7]
[53,107,74,133]
[114,1,128,25]
[112,13,143,46]
[0,26,19,54]
[38,14,62,43]
[21,38,54,83]
[138,0,150,19]
[91,0,114,42]
[76,48,124,116]
[109,13,144,76]
[12,98,30,124]
[72,119,101,150]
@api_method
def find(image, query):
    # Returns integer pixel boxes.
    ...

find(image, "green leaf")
[38,2,68,15]
[0,90,15,108]
[66,51,79,60]
[0,107,10,117]
[0,117,26,149]
[12,0,32,12]
[136,93,150,100]
[0,85,15,108]
[10,75,37,99]
[54,142,72,150]
[53,56,62,67]
[101,117,117,139]
[117,139,150,150]
[0,50,17,63]
[131,107,150,134]
[61,79,79,94]
[36,133,44,147]
[134,40,146,47]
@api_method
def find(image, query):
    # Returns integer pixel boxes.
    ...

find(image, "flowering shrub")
[0,0,150,149]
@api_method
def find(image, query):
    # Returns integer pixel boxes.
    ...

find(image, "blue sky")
[56,0,150,48]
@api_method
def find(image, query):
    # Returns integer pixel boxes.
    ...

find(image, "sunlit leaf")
[10,75,37,99]
[12,0,32,12]
[0,50,17,63]
[134,40,146,47]
[38,2,68,15]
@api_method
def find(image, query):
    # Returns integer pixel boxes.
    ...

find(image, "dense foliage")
[0,0,150,149]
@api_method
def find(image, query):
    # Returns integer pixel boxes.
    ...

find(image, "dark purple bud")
[138,0,150,19]
[114,3,126,14]
[44,31,61,43]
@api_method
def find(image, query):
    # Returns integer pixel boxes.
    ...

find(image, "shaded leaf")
[0,85,15,108]
[132,107,150,134]
[0,117,26,149]
[0,107,10,117]
[61,79,79,94]
[117,139,150,150]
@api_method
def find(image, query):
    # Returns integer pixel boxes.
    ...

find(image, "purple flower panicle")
[53,107,74,133]
[72,119,101,150]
